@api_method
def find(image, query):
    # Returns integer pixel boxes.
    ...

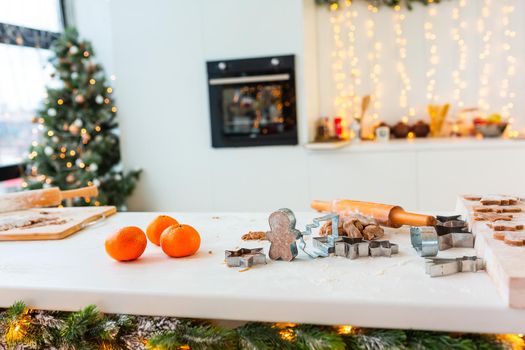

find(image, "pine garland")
[315,0,450,10]
[0,301,522,350]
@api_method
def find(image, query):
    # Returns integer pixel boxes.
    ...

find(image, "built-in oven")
[206,55,297,148]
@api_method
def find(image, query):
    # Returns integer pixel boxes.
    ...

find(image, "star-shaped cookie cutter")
[435,216,474,250]
[225,248,266,268]
[425,256,484,277]
[334,237,398,259]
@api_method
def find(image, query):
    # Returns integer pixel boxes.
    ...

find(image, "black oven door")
[208,68,297,148]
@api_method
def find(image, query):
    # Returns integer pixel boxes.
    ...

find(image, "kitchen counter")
[0,211,524,333]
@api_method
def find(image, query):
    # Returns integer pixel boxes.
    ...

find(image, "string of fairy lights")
[424,6,439,102]
[328,0,521,134]
[393,10,412,120]
[477,0,492,112]
[500,2,516,119]
[366,14,382,124]
[451,0,468,108]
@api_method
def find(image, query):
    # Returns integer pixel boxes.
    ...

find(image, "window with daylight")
[0,0,63,181]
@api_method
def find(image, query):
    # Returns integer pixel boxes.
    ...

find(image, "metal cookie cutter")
[299,213,339,258]
[334,237,370,259]
[435,216,474,250]
[410,226,439,257]
[225,248,266,268]
[425,256,484,277]
[334,238,398,259]
[369,240,399,257]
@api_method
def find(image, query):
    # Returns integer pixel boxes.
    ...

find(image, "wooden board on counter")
[0,206,116,241]
[456,196,525,308]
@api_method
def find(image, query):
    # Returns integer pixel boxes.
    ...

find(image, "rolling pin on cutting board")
[311,199,436,228]
[0,186,98,213]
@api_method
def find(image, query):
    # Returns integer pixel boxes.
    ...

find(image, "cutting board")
[456,197,525,308]
[0,206,116,241]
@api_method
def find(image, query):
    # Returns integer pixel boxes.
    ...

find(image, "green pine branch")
[1,301,522,350]
[236,322,292,350]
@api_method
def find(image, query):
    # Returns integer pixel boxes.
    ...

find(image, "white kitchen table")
[0,212,524,334]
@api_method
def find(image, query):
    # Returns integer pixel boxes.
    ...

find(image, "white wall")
[316,0,525,131]
[72,0,525,213]
[73,0,317,212]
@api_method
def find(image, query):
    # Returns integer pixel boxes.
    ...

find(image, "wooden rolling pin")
[0,186,98,213]
[311,199,436,228]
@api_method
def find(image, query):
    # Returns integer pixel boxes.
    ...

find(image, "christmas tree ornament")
[95,95,104,104]
[225,248,266,268]
[73,119,83,127]
[44,146,53,156]
[47,108,57,117]
[71,72,79,80]
[75,94,85,104]
[69,45,79,55]
[68,124,80,135]
[88,163,98,172]
[266,208,301,261]
[66,174,76,183]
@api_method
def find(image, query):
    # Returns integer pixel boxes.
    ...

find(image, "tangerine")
[146,215,179,246]
[105,226,147,262]
[160,224,201,258]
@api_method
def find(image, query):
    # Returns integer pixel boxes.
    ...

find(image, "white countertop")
[305,137,525,153]
[0,212,524,333]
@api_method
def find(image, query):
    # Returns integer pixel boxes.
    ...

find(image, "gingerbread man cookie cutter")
[266,208,301,261]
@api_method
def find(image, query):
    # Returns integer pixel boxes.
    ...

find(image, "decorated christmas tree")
[25,28,140,210]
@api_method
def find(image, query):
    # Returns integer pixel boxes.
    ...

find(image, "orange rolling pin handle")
[389,207,437,227]
[59,185,99,200]
[311,200,332,212]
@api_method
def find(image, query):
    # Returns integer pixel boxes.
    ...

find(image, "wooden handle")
[390,207,436,227]
[60,186,98,200]
[311,200,331,212]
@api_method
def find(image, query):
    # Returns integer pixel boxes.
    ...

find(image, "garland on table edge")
[0,302,523,350]
[315,0,451,10]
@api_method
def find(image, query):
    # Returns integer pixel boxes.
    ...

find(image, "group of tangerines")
[105,215,201,262]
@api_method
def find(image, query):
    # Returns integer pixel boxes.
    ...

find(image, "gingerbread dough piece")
[499,206,522,213]
[480,195,519,206]
[473,206,493,213]
[473,213,513,222]
[342,220,362,238]
[464,195,482,201]
[266,209,300,261]
[362,225,384,240]
[488,221,524,231]
[493,231,506,240]
[241,231,267,241]
[503,232,525,246]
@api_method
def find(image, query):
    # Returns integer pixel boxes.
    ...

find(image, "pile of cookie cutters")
[225,208,398,268]
[410,215,484,277]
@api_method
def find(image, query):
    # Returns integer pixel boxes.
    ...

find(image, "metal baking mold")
[299,213,339,258]
[434,216,474,250]
[410,226,439,257]
[334,237,398,259]
[225,248,266,268]
[425,256,485,277]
